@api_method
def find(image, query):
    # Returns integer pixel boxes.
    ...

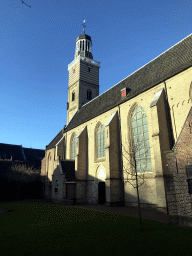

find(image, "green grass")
[0,199,191,255]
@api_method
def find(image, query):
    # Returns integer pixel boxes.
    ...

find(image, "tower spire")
[82,20,86,34]
[67,28,100,124]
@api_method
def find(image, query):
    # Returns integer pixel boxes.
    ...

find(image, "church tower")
[67,28,100,124]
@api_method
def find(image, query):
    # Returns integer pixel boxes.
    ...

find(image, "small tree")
[122,138,155,231]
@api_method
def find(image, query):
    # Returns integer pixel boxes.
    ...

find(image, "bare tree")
[10,163,40,179]
[8,163,40,199]
[122,138,155,231]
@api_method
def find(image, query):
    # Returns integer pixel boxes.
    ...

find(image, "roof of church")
[76,33,92,42]
[46,33,192,150]
[46,130,63,150]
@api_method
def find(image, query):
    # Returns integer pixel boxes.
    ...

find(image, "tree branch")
[21,0,31,8]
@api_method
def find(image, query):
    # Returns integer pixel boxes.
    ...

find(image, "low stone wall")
[168,215,192,229]
[165,150,192,219]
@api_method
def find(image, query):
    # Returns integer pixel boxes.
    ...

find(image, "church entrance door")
[66,183,76,200]
[98,182,106,204]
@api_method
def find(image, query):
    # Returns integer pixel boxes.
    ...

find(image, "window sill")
[95,157,106,163]
[136,172,154,179]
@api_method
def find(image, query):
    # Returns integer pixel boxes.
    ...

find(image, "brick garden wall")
[165,107,192,227]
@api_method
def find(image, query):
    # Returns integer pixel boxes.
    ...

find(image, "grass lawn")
[0,199,191,255]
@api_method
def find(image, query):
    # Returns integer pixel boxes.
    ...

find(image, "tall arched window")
[71,134,77,160]
[96,124,105,158]
[131,105,152,173]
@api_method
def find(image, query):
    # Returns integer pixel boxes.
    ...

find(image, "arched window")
[96,124,105,158]
[71,134,77,160]
[131,105,152,173]
[72,92,75,101]
[87,90,92,100]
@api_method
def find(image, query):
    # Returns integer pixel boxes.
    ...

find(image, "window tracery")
[131,105,152,173]
[96,124,105,158]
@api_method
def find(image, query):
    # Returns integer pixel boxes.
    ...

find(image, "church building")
[41,30,192,217]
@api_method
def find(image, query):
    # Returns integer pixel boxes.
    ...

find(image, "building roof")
[22,148,45,162]
[46,129,63,151]
[47,33,192,150]
[76,33,92,42]
[0,143,24,161]
[0,143,45,162]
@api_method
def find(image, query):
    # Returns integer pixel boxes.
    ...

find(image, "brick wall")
[165,107,192,227]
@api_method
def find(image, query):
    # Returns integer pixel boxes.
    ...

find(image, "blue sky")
[0,0,191,150]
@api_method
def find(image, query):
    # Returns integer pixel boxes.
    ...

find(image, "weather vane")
[82,20,86,34]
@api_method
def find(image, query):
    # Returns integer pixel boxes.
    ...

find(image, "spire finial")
[82,20,86,34]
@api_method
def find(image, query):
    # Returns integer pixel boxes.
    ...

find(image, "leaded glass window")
[71,134,77,160]
[131,105,152,173]
[97,124,105,158]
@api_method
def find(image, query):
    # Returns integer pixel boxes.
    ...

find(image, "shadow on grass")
[0,199,191,255]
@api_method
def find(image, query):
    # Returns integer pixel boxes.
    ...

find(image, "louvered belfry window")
[131,105,152,173]
[72,92,75,101]
[97,124,105,158]
[71,135,77,160]
[87,90,92,100]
